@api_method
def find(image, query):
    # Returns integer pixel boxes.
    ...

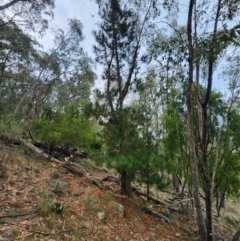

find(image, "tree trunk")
[204,180,214,241]
[120,170,133,198]
[186,83,207,241]
[187,0,207,240]
[121,170,127,194]
[126,177,133,199]
[172,173,180,192]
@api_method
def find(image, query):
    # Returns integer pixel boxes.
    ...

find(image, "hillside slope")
[0,144,238,241]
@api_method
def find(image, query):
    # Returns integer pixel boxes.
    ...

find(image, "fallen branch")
[21,139,104,189]
[30,229,72,236]
[169,198,193,207]
[20,139,62,164]
[134,190,167,206]
[102,175,119,182]
[63,162,104,189]
[0,209,38,218]
[126,197,171,223]
[134,190,180,213]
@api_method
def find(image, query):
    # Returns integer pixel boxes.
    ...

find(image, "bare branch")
[0,0,30,11]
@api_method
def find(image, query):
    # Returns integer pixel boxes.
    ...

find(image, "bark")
[126,177,133,199]
[120,170,127,194]
[62,162,104,189]
[172,174,180,192]
[187,0,207,240]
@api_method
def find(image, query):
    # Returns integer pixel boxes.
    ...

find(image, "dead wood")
[20,139,174,223]
[0,209,38,218]
[126,197,170,223]
[30,229,72,236]
[102,175,119,182]
[62,162,104,189]
[21,139,62,164]
[134,190,167,206]
[169,198,193,207]
[134,189,180,213]
[21,139,104,189]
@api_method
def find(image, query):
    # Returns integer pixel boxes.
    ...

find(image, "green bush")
[32,106,96,153]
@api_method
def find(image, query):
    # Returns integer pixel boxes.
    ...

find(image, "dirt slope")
[0,145,238,241]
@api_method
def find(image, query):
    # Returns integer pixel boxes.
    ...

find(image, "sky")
[40,0,103,87]
[38,0,230,94]
[41,1,99,59]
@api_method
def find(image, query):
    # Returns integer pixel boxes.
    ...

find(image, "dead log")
[134,190,167,206]
[21,139,103,189]
[62,162,104,189]
[20,139,173,222]
[21,139,62,164]
[102,175,119,182]
[126,197,170,223]
[134,190,180,213]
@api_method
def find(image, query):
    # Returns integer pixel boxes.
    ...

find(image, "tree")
[32,105,96,156]
[93,0,157,197]
[186,0,240,240]
[0,0,54,34]
[11,19,95,121]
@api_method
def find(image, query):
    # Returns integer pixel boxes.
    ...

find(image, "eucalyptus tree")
[0,0,54,34]
[185,1,240,240]
[0,19,40,125]
[93,0,159,197]
[13,19,95,121]
[135,67,174,195]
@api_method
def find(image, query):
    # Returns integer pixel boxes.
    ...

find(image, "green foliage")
[101,192,113,203]
[32,106,96,153]
[0,115,25,140]
[37,188,61,215]
[213,108,240,200]
[84,189,102,213]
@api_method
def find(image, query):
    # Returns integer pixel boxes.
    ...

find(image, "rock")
[16,191,23,196]
[45,179,70,196]
[0,217,13,224]
[26,213,38,220]
[97,211,106,222]
[24,166,32,171]
[2,230,16,240]
[50,168,60,179]
[112,202,125,217]
[8,180,15,185]
[225,214,239,226]
[147,233,159,241]
[115,236,122,241]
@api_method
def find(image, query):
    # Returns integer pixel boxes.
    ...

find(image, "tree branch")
[0,0,29,11]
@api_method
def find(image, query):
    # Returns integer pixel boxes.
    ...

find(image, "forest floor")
[0,144,239,241]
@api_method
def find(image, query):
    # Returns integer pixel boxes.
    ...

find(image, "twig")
[0,209,38,218]
[30,229,72,236]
